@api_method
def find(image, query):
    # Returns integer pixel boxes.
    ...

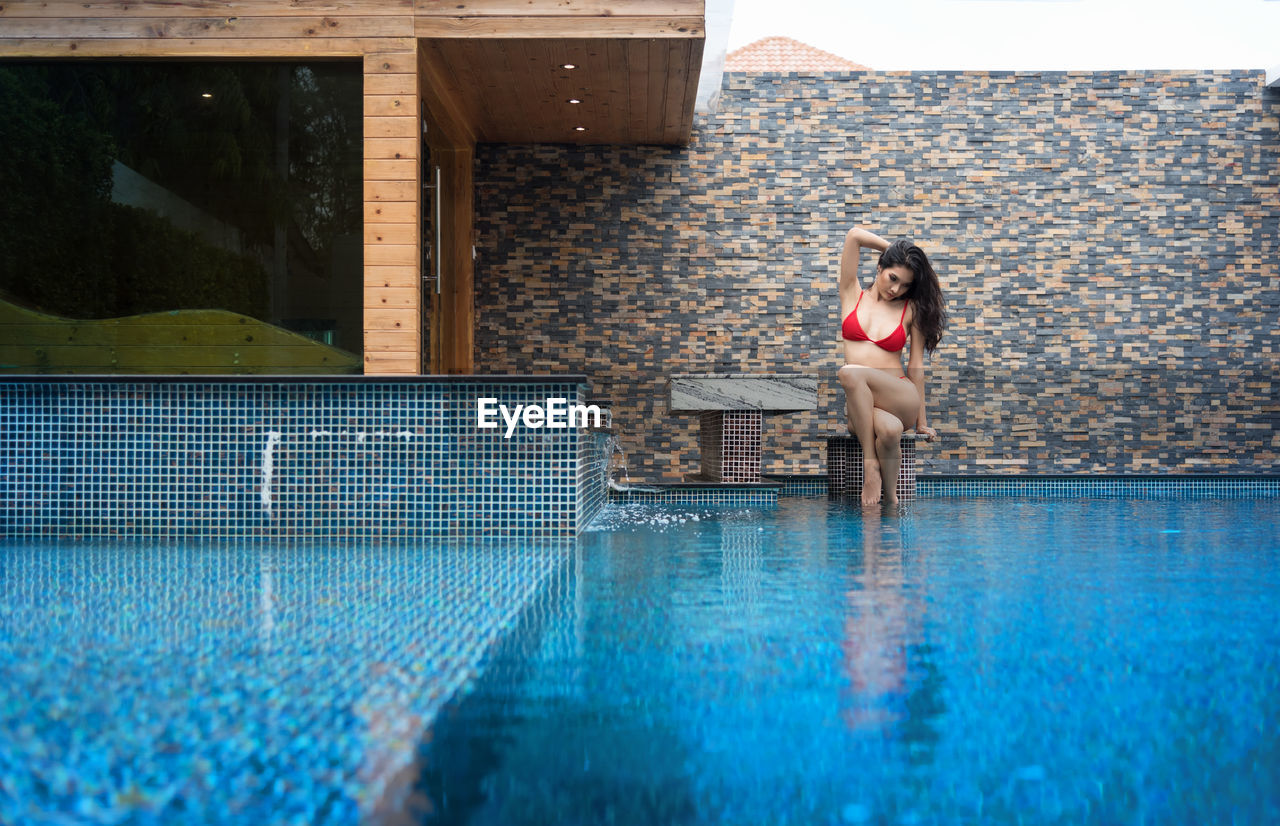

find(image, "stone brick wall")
[473,71,1280,480]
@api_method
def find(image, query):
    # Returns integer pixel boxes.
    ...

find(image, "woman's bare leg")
[838,365,883,505]
[873,410,904,505]
[838,366,919,507]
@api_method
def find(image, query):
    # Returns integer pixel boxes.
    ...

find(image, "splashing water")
[603,434,629,486]
[260,431,281,516]
[602,434,664,494]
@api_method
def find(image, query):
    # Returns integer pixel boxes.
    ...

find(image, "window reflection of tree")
[0,62,362,349]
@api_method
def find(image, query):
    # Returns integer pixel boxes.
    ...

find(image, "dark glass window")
[0,61,363,374]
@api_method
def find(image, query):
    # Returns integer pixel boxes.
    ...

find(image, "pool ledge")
[1,376,601,539]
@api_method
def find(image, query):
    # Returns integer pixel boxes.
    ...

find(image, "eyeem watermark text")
[477,397,603,438]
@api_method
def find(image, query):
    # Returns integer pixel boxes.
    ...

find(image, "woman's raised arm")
[839,227,891,306]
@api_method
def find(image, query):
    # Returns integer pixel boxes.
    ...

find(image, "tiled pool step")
[607,479,781,507]
[605,474,1280,506]
[919,475,1280,497]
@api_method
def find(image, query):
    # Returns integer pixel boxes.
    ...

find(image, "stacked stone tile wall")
[474,71,1280,480]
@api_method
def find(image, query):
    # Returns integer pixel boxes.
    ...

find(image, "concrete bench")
[668,374,817,483]
[826,433,928,501]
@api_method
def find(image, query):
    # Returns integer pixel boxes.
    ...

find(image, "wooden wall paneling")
[558,39,597,142]
[365,265,418,289]
[455,37,509,143]
[646,39,669,145]
[363,351,419,373]
[365,200,418,223]
[480,38,531,144]
[551,39,606,144]
[364,309,417,334]
[365,136,418,160]
[417,40,476,149]
[428,241,442,374]
[364,286,418,309]
[663,37,695,144]
[680,36,703,139]
[625,39,650,143]
[2,0,707,369]
[363,52,420,374]
[437,147,474,374]
[364,74,419,96]
[365,159,418,181]
[364,117,419,140]
[519,39,563,143]
[364,244,418,267]
[0,36,414,57]
[0,16,413,40]
[427,149,442,374]
[364,93,417,118]
[1,1,414,17]
[415,16,703,39]
[605,39,632,143]
[364,180,418,204]
[415,1,702,16]
[590,39,621,141]
[364,51,416,74]
[363,222,417,245]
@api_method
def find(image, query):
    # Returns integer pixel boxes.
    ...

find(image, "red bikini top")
[842,292,909,352]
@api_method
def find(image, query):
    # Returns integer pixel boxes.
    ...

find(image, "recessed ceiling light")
[568,98,581,104]
[201,93,213,99]
[562,63,576,70]
[574,126,587,132]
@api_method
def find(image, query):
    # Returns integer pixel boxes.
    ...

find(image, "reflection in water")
[411,505,954,826]
[842,509,911,730]
[337,498,1280,825]
[259,550,275,642]
[718,519,764,610]
[16,499,1266,823]
[409,540,703,826]
[841,507,945,767]
[420,498,1280,825]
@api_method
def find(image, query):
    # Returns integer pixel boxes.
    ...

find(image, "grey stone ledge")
[668,374,818,413]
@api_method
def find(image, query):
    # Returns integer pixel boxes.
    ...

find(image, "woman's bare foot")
[862,459,882,506]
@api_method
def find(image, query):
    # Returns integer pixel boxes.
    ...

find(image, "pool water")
[0,540,572,824]
[413,496,1280,826]
[2,495,1278,824]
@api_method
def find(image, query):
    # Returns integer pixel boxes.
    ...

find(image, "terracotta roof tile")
[725,36,870,73]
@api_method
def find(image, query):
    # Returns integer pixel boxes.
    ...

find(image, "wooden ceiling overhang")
[0,1,705,147]
[416,1,706,148]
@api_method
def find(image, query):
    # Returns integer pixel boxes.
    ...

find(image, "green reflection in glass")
[0,61,363,374]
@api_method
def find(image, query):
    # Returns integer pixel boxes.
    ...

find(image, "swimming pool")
[421,495,1280,825]
[2,494,1278,824]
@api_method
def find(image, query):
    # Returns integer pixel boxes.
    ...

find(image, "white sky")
[725,0,1280,71]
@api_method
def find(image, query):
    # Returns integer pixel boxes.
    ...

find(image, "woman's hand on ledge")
[915,425,938,442]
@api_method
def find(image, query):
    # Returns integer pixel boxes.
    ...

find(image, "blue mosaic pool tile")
[764,475,829,497]
[0,384,71,532]
[919,475,1280,498]
[0,379,593,539]
[0,537,573,825]
[576,430,610,530]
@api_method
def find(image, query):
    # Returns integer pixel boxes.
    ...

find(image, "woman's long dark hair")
[878,239,946,353]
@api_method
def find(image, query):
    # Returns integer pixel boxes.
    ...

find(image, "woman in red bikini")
[837,226,946,506]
